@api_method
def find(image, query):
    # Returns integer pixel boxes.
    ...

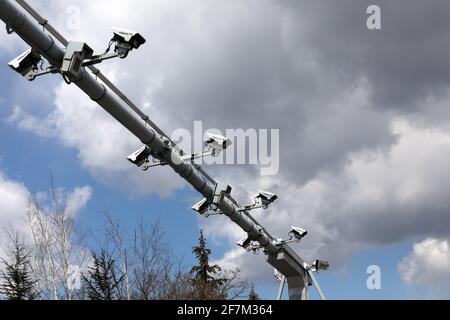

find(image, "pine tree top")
[0,240,38,300]
[248,284,260,300]
[82,250,124,300]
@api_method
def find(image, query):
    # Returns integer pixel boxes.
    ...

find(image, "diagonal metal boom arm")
[0,0,322,300]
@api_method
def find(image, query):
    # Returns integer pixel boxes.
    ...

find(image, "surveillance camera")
[111,27,146,58]
[289,226,308,242]
[61,42,94,79]
[274,268,284,282]
[313,260,330,271]
[237,236,252,251]
[192,198,210,216]
[127,146,152,171]
[212,184,232,205]
[8,48,41,80]
[111,28,146,49]
[253,190,278,209]
[205,133,232,156]
[257,190,278,202]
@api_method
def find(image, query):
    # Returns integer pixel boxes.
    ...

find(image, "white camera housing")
[191,198,210,215]
[111,27,146,58]
[127,146,152,171]
[8,48,41,79]
[313,260,330,271]
[274,268,284,282]
[253,190,278,209]
[205,133,232,156]
[289,226,308,241]
[237,236,252,251]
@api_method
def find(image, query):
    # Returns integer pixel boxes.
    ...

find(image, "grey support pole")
[277,276,286,300]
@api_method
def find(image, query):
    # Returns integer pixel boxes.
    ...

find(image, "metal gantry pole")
[14,0,216,185]
[308,270,326,300]
[0,0,321,300]
[277,276,286,300]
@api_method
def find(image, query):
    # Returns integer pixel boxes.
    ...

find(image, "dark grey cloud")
[134,0,398,183]
[282,0,450,111]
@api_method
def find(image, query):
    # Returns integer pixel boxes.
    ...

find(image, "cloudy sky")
[2,0,450,299]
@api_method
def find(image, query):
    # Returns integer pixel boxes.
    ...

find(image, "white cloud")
[0,28,26,56]
[398,238,450,285]
[5,105,22,123]
[4,105,54,135]
[7,85,184,197]
[0,170,93,260]
[66,186,93,216]
[0,171,30,235]
[0,172,29,270]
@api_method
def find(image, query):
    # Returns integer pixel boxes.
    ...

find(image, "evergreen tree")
[82,251,124,300]
[248,284,260,300]
[190,230,225,300]
[0,240,38,300]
